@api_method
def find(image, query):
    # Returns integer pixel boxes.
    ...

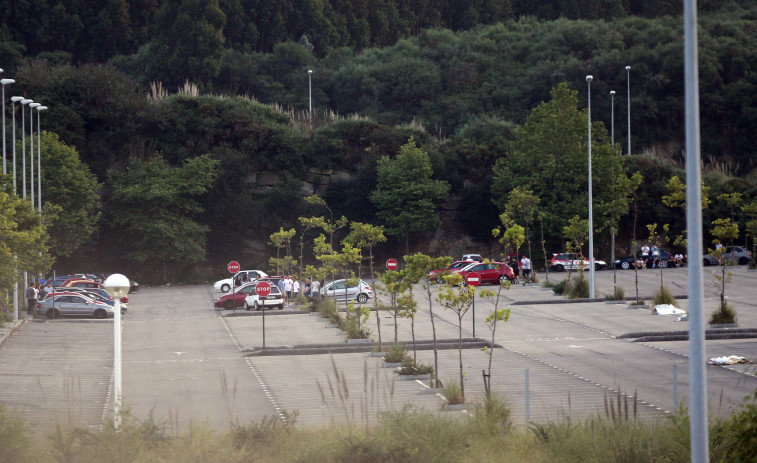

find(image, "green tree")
[371,139,450,253]
[0,188,52,297]
[504,187,540,266]
[492,83,621,248]
[107,154,219,282]
[344,222,387,348]
[269,227,297,275]
[709,218,739,324]
[563,216,588,282]
[39,132,101,258]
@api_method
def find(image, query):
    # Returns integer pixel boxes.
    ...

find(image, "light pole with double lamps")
[36,105,47,211]
[29,102,40,206]
[1,75,15,176]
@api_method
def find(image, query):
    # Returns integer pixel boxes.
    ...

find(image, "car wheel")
[243,301,250,311]
[621,261,630,270]
[498,275,505,284]
[555,264,564,272]
[703,258,710,266]
[595,263,602,271]
[224,300,234,310]
[221,284,230,293]
[436,276,444,284]
[278,304,284,310]
[739,257,748,265]
[660,259,668,268]
[254,301,260,311]
[357,293,368,304]
[94,309,107,319]
[45,309,58,319]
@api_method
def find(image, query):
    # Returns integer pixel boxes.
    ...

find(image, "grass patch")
[605,286,625,301]
[652,286,678,307]
[567,276,589,299]
[396,359,434,376]
[551,279,568,295]
[383,343,411,364]
[441,380,465,405]
[709,301,737,324]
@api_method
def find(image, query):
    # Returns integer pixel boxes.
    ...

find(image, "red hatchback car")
[427,260,475,283]
[454,262,515,285]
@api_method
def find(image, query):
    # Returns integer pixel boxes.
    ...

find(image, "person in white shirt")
[651,245,660,268]
[520,256,531,282]
[292,278,300,305]
[311,280,320,298]
[283,276,293,307]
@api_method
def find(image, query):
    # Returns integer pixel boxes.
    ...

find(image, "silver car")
[703,246,753,266]
[36,293,115,319]
[320,279,373,303]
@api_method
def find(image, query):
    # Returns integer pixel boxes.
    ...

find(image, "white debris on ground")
[652,304,687,316]
[708,355,748,365]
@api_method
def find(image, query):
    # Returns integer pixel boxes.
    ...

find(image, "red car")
[427,260,475,283]
[214,282,259,309]
[454,262,515,285]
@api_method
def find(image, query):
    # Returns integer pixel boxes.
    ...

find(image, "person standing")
[640,243,650,265]
[25,283,38,315]
[292,278,300,305]
[520,256,531,283]
[311,279,320,299]
[508,255,520,284]
[651,245,660,268]
[283,275,293,307]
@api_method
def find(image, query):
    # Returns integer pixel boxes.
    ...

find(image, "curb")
[511,295,689,306]
[0,320,26,345]
[619,328,757,342]
[243,338,496,357]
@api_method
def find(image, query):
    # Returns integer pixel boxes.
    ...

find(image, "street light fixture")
[308,69,313,124]
[586,75,596,299]
[36,105,47,211]
[1,77,15,176]
[610,90,616,147]
[10,96,23,193]
[20,98,32,199]
[29,102,40,206]
[104,273,131,430]
[626,66,631,155]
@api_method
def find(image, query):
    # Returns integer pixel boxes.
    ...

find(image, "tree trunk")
[458,316,465,401]
[370,248,381,350]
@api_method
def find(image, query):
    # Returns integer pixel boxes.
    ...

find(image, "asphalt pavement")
[1,265,756,438]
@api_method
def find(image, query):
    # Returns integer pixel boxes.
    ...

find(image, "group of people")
[635,243,686,269]
[507,255,532,284]
[275,276,322,307]
[25,282,53,315]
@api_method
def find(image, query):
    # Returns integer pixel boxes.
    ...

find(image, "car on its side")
[427,260,475,283]
[214,270,269,293]
[703,246,753,266]
[550,253,607,271]
[614,250,672,269]
[243,282,285,310]
[320,279,374,303]
[454,262,515,285]
[35,293,114,319]
[214,282,259,310]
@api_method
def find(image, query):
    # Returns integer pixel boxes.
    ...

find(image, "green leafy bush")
[442,381,464,405]
[709,301,737,324]
[653,287,678,307]
[568,277,589,299]
[383,343,411,364]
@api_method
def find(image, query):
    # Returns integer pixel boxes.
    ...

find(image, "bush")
[568,277,589,299]
[720,390,757,461]
[397,359,434,376]
[605,286,625,301]
[383,343,411,364]
[551,279,568,295]
[709,301,737,324]
[0,405,34,463]
[343,315,371,339]
[653,287,678,307]
[442,380,465,405]
[476,393,512,430]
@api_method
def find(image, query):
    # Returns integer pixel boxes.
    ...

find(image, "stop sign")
[227,261,240,273]
[465,272,482,287]
[255,281,272,297]
[386,258,398,271]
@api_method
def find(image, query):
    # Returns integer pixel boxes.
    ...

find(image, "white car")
[243,283,284,310]
[214,270,268,292]
[320,279,373,303]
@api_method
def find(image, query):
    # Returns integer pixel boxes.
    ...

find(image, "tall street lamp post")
[29,102,40,206]
[610,90,615,147]
[308,69,313,124]
[626,65,631,155]
[104,273,131,430]
[20,98,32,199]
[1,76,15,176]
[36,106,47,211]
[11,96,23,192]
[586,75,595,298]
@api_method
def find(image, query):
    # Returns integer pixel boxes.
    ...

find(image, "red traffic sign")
[255,281,272,297]
[227,261,240,273]
[386,258,398,271]
[465,272,482,287]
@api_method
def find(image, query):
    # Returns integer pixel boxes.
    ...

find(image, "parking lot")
[1,265,756,438]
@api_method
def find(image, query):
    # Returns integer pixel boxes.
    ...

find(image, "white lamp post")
[626,65,631,155]
[35,106,46,211]
[10,96,23,193]
[610,90,615,147]
[308,69,313,124]
[104,273,130,429]
[1,77,15,176]
[20,98,32,199]
[28,102,40,206]
[586,75,595,299]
